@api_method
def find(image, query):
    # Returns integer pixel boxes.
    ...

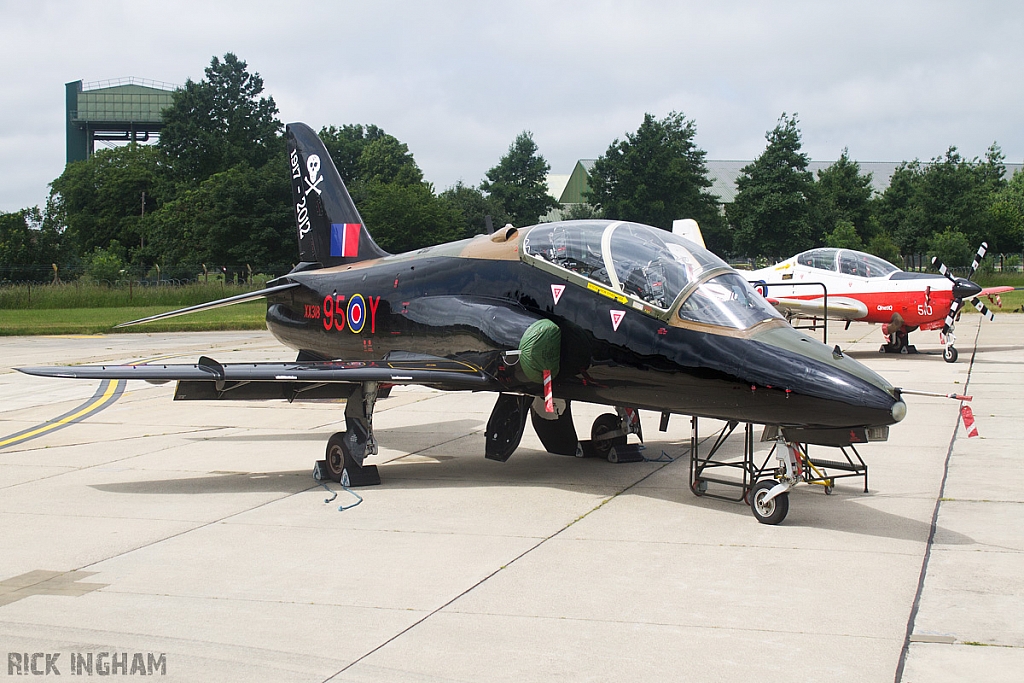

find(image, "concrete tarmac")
[0,318,1021,682]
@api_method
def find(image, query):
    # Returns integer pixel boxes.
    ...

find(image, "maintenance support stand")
[687,417,868,524]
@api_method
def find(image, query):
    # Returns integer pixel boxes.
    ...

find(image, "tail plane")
[286,123,388,267]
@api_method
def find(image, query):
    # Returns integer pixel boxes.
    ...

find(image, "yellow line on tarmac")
[0,380,122,450]
[2,350,212,450]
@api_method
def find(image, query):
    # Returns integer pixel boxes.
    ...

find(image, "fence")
[0,263,291,288]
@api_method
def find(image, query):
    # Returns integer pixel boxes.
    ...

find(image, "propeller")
[931,242,994,335]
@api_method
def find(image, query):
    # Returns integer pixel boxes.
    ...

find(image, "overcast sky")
[2,0,1023,213]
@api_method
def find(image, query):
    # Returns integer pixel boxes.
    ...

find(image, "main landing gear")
[588,407,643,461]
[317,382,382,487]
[879,313,918,356]
[488,395,644,462]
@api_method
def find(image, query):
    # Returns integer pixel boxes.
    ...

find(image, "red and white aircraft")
[749,245,1012,363]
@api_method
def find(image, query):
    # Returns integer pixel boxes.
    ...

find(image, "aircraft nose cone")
[953,278,982,300]
[744,327,901,429]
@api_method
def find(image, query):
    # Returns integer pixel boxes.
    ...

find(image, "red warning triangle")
[610,309,625,331]
[551,284,565,305]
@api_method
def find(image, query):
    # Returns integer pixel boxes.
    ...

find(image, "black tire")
[324,432,346,483]
[750,478,789,525]
[943,346,958,363]
[591,413,626,458]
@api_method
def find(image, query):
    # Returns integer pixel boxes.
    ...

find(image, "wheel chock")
[607,444,645,463]
[342,464,381,487]
[313,460,328,481]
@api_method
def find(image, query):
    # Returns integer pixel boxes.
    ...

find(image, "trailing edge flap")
[767,296,868,321]
[18,358,498,391]
[115,282,301,327]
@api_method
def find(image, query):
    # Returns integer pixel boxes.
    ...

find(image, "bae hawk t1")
[20,123,908,524]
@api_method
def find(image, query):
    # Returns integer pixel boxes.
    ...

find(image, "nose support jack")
[688,418,869,525]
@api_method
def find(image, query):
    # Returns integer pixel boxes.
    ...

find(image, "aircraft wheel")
[943,346,958,363]
[324,432,347,483]
[750,479,789,525]
[591,413,626,458]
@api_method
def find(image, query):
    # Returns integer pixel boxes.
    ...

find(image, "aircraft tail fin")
[286,123,389,267]
[672,218,706,249]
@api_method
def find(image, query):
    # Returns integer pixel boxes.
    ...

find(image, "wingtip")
[16,366,72,378]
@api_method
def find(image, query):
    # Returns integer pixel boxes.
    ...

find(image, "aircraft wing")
[767,296,869,321]
[18,356,500,395]
[980,286,1014,297]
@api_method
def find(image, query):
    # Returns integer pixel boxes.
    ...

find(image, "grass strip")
[0,302,267,336]
[0,282,266,310]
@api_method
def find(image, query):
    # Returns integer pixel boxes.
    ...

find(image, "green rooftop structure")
[65,78,177,163]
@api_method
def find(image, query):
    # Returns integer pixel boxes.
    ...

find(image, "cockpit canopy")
[523,220,781,330]
[795,248,901,279]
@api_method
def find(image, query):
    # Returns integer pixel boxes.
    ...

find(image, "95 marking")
[318,293,380,334]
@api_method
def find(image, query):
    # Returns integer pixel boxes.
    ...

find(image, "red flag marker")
[960,405,979,438]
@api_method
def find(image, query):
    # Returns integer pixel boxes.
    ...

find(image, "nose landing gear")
[940,332,959,363]
[749,439,801,525]
[750,478,789,525]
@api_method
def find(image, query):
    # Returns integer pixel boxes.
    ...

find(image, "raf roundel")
[348,294,366,334]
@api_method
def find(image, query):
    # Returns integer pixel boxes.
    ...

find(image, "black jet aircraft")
[20,123,908,524]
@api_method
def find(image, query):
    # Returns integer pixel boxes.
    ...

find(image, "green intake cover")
[518,318,561,383]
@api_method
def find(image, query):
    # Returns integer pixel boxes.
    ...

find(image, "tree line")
[584,111,1024,269]
[2,53,1023,283]
[0,54,554,283]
